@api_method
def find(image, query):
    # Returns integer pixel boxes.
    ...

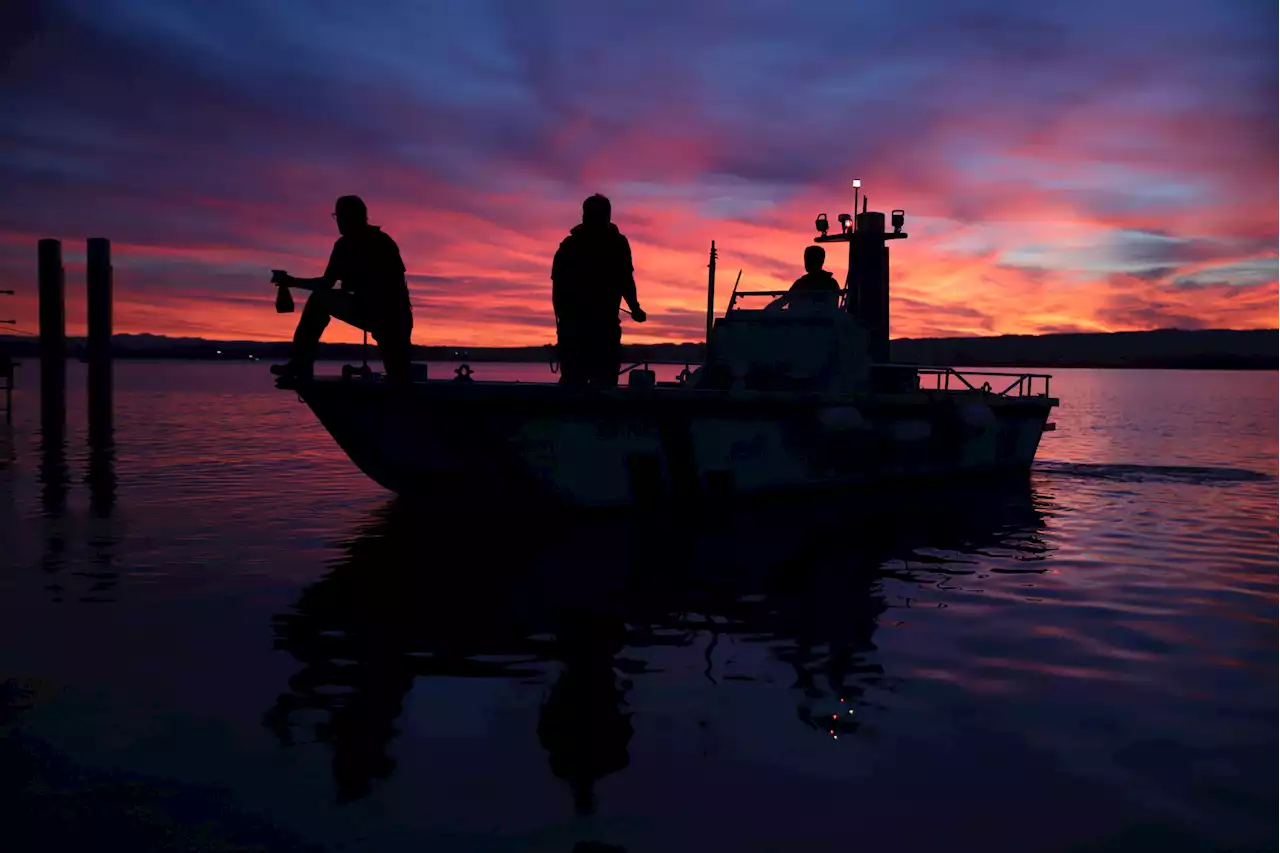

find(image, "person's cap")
[335,195,367,219]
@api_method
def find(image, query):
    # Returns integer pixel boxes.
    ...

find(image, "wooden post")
[0,286,13,422]
[87,238,113,423]
[37,239,66,422]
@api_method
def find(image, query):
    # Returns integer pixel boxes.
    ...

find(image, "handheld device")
[271,270,294,313]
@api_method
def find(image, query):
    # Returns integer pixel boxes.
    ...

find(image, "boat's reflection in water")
[264,478,1054,811]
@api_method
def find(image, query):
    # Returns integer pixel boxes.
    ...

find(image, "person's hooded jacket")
[551,222,637,330]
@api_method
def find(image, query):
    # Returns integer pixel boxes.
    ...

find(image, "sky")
[0,0,1276,346]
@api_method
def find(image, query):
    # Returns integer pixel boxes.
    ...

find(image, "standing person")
[271,195,413,383]
[551,194,646,387]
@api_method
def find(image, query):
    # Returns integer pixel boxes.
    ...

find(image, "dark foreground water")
[0,362,1275,853]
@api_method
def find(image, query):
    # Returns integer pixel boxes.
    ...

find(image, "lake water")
[0,361,1275,853]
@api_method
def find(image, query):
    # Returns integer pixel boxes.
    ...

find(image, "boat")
[275,185,1059,510]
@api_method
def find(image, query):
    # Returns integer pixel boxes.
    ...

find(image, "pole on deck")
[705,240,717,348]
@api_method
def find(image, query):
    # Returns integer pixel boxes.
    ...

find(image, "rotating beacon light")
[891,209,905,234]
[815,213,829,236]
[837,213,853,234]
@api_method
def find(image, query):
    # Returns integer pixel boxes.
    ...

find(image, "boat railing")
[619,361,696,379]
[874,363,1052,398]
[727,288,851,311]
[617,361,1051,396]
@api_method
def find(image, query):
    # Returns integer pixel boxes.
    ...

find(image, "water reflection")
[87,384,117,517]
[80,384,120,602]
[37,402,69,597]
[265,479,1053,809]
[38,399,68,520]
[537,609,634,816]
[0,425,14,471]
[33,384,120,602]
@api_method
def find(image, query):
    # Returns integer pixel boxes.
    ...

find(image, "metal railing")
[727,288,851,311]
[619,361,695,377]
[619,361,1051,396]
[875,364,1052,398]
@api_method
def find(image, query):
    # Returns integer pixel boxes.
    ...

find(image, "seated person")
[270,195,413,384]
[766,245,841,312]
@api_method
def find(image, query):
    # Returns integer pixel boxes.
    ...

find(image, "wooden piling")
[0,286,14,422]
[37,239,66,420]
[87,237,113,417]
[86,238,115,515]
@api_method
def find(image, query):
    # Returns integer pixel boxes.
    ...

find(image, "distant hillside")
[890,329,1278,370]
[0,329,1275,370]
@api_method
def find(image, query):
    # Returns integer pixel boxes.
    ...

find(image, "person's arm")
[618,236,645,321]
[278,275,332,292]
[551,245,566,323]
[276,240,343,291]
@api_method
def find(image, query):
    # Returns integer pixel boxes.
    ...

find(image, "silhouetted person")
[537,609,633,816]
[767,245,840,312]
[271,195,413,384]
[552,195,646,387]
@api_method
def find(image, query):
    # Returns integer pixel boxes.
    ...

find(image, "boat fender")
[817,405,870,432]
[628,369,656,390]
[955,402,997,432]
[889,419,931,442]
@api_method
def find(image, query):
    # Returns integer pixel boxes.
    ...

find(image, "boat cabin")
[691,197,912,395]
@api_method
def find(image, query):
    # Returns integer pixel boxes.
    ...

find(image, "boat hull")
[286,378,1057,510]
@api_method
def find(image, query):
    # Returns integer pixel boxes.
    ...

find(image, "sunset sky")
[1,0,1276,346]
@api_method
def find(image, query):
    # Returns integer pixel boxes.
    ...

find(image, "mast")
[705,240,717,345]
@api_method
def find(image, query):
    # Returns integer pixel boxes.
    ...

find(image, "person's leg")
[557,327,588,387]
[368,307,413,386]
[374,334,413,386]
[588,326,621,387]
[274,291,345,376]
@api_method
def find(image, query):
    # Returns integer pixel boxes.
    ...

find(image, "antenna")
[705,240,717,344]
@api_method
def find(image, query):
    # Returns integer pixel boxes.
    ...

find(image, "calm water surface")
[0,362,1275,852]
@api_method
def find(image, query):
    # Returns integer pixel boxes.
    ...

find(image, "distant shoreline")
[1,328,1276,371]
[4,356,1272,370]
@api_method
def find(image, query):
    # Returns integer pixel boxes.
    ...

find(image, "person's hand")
[270,270,289,285]
[631,306,647,323]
